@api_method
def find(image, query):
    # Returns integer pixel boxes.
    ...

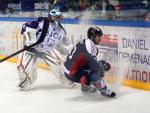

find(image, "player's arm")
[85,39,111,73]
[21,17,47,46]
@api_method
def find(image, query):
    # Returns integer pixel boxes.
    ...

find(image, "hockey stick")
[0,18,49,63]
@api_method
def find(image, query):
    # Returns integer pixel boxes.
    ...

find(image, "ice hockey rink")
[0,61,150,113]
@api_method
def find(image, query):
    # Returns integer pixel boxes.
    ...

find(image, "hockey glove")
[99,60,111,72]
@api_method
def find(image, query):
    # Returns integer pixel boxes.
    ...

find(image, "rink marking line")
[123,79,150,91]
[1,17,150,28]
[105,75,150,91]
[0,56,17,63]
[1,55,150,91]
[0,55,48,69]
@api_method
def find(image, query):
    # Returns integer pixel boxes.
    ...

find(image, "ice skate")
[99,86,116,97]
[81,84,97,93]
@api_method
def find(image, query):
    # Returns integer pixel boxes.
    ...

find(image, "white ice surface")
[0,62,150,113]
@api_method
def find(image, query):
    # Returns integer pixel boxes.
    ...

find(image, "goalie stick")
[0,17,49,63]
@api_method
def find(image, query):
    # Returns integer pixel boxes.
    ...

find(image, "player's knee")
[90,73,100,82]
[79,75,92,86]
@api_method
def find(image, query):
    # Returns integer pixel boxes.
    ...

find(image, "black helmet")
[87,26,103,39]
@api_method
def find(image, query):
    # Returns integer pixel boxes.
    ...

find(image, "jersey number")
[68,46,76,59]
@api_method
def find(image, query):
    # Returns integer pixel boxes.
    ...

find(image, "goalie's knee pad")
[17,51,37,90]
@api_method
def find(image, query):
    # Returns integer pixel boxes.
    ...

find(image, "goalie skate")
[18,75,32,90]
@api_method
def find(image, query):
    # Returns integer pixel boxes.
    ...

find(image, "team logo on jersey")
[46,29,62,40]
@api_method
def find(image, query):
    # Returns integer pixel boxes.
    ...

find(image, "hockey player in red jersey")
[64,26,116,97]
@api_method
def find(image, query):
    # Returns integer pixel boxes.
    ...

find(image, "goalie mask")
[87,26,103,45]
[48,9,63,28]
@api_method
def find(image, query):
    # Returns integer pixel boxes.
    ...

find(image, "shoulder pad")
[85,39,98,56]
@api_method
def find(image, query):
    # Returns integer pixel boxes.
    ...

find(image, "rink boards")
[0,17,150,91]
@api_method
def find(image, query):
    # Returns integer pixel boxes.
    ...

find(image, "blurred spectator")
[48,0,55,4]
[104,0,115,11]
[118,0,144,10]
[88,0,99,10]
[103,0,117,20]
[66,0,80,11]
[92,0,116,20]
[53,0,68,12]
[145,13,150,21]
[145,0,150,9]
[6,7,14,15]
[21,0,35,11]
[78,0,90,11]
[93,0,103,10]
[48,0,55,10]
[0,0,7,14]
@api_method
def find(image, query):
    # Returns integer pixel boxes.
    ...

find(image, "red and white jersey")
[64,38,100,76]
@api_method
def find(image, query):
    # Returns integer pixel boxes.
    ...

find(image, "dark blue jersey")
[64,39,101,76]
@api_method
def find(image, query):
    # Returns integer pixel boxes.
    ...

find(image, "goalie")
[17,9,75,90]
[64,26,116,97]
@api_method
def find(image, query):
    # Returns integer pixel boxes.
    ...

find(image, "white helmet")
[48,9,62,22]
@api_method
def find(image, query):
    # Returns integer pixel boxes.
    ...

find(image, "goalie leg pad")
[17,51,37,90]
[43,49,76,88]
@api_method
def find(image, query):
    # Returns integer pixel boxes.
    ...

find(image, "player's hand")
[99,60,111,72]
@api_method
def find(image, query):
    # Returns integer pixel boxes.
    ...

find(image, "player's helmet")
[48,9,62,22]
[87,26,103,40]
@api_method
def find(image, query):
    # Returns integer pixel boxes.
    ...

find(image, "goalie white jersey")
[21,17,66,53]
[35,22,66,52]
[18,16,75,91]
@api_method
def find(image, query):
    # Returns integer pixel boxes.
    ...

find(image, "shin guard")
[17,50,37,90]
